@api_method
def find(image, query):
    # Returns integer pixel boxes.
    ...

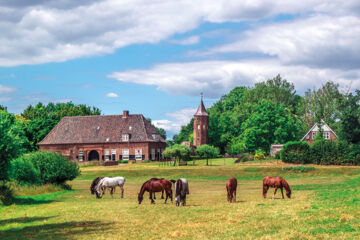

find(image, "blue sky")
[0,0,359,138]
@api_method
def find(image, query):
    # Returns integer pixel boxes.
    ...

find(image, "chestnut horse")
[226,177,237,203]
[263,176,291,199]
[138,179,173,204]
[148,178,176,199]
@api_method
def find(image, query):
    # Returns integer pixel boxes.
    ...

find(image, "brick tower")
[193,94,209,147]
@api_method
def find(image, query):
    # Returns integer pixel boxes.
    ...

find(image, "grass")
[1,160,359,239]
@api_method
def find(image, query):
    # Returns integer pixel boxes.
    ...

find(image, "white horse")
[175,178,189,206]
[96,177,126,198]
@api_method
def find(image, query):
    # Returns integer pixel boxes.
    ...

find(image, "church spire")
[194,93,208,116]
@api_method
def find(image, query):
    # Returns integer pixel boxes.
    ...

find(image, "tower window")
[198,125,200,130]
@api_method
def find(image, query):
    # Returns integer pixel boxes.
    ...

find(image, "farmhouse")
[38,111,166,162]
[301,122,338,144]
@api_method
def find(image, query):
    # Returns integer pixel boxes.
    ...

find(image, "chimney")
[123,110,129,118]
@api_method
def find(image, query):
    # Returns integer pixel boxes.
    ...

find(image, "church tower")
[193,94,209,147]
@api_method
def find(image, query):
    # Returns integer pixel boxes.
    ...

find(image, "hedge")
[280,141,310,164]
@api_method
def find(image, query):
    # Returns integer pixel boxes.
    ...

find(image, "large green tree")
[339,90,360,144]
[162,144,191,166]
[0,110,29,181]
[195,144,219,166]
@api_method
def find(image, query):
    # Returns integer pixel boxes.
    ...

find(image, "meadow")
[0,159,359,240]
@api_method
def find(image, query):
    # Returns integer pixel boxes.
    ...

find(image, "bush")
[9,152,80,185]
[280,141,310,164]
[282,166,315,172]
[254,149,265,160]
[118,160,128,164]
[8,157,41,185]
[0,185,14,205]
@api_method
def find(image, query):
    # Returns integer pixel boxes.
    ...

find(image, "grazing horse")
[263,176,291,199]
[148,178,176,199]
[96,177,126,199]
[175,178,189,206]
[226,177,237,203]
[90,177,104,195]
[138,179,173,204]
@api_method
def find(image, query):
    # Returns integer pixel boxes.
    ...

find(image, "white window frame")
[122,149,129,160]
[323,131,330,140]
[122,134,129,141]
[104,149,110,161]
[135,148,142,160]
[78,149,84,161]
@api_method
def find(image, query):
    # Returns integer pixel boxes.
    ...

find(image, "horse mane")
[90,177,103,194]
[176,179,182,196]
[170,179,176,184]
[281,178,291,193]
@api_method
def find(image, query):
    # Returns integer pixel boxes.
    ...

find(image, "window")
[122,149,129,160]
[112,149,116,160]
[151,149,155,160]
[135,149,142,160]
[122,134,129,141]
[203,125,206,130]
[312,131,317,139]
[104,149,110,161]
[323,131,330,140]
[197,125,200,130]
[78,149,84,161]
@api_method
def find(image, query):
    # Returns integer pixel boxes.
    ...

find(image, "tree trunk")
[206,158,208,166]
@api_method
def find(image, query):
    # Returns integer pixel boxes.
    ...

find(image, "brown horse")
[148,178,175,199]
[263,176,291,199]
[226,177,237,203]
[138,179,173,204]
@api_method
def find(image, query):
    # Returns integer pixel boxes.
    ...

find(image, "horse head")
[175,196,180,206]
[138,193,143,204]
[286,189,291,198]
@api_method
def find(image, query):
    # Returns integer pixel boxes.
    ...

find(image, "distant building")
[270,144,284,157]
[38,111,166,162]
[301,122,338,145]
[193,95,209,147]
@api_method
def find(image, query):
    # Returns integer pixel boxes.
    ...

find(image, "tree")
[146,118,166,139]
[173,118,194,144]
[162,144,191,166]
[0,110,29,181]
[339,90,360,144]
[195,144,220,166]
[238,101,303,154]
[0,105,7,112]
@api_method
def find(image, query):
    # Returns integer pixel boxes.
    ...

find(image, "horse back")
[227,177,237,190]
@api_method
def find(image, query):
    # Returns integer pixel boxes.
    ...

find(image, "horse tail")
[176,179,182,196]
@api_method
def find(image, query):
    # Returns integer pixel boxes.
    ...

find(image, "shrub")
[118,160,128,164]
[282,166,315,172]
[9,152,80,185]
[8,157,41,185]
[254,149,265,160]
[280,141,310,164]
[311,139,339,165]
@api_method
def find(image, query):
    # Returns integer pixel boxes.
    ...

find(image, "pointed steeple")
[194,93,208,116]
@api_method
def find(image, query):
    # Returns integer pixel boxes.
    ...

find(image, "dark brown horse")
[226,177,237,203]
[263,176,291,199]
[138,179,173,204]
[148,178,175,199]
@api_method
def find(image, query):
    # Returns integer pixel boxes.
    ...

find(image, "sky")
[0,0,360,138]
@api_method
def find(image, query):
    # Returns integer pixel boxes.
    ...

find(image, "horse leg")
[121,185,124,198]
[280,187,284,199]
[164,191,168,204]
[272,187,278,199]
[150,192,155,204]
[161,190,164,199]
[234,189,236,203]
[263,184,269,198]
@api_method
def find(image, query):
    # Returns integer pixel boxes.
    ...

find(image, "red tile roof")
[38,114,166,145]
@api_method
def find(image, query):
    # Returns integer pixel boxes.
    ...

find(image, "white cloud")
[153,107,196,135]
[170,36,200,45]
[1,0,360,66]
[109,59,360,98]
[0,85,16,94]
[106,92,118,98]
[0,85,16,102]
[208,15,360,69]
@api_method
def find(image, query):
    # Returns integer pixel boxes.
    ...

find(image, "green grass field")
[1,159,359,240]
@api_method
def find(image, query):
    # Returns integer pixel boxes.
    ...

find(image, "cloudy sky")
[0,0,359,138]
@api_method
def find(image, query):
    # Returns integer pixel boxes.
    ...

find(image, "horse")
[138,179,173,204]
[90,177,104,195]
[263,176,291,199]
[226,177,237,203]
[175,178,189,206]
[96,176,126,199]
[148,178,176,199]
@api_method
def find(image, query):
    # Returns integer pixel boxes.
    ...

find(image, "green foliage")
[280,141,310,164]
[173,118,194,144]
[339,90,360,144]
[0,184,14,205]
[0,110,29,181]
[9,152,80,185]
[8,157,41,185]
[22,102,101,150]
[282,166,315,172]
[254,149,265,160]
[231,142,246,155]
[195,144,220,166]
[163,144,191,166]
[239,101,302,153]
[118,160,128,164]
[146,118,166,139]
[0,105,7,112]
